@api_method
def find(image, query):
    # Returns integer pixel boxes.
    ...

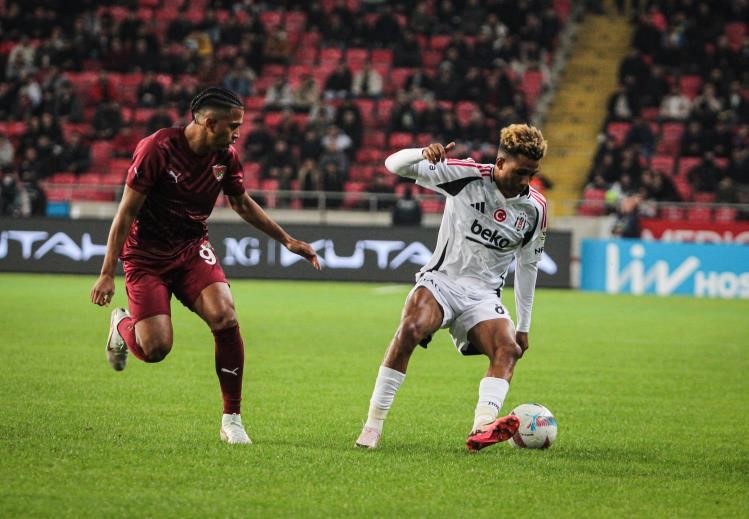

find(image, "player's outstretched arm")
[228,192,320,270]
[384,141,455,176]
[90,186,147,306]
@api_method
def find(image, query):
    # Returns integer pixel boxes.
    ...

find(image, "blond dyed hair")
[498,124,547,161]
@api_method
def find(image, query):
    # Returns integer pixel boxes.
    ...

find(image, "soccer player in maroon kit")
[90,87,320,444]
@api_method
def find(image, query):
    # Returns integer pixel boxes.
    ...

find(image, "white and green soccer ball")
[508,403,557,449]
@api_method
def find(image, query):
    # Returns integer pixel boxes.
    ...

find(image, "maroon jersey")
[121,127,245,265]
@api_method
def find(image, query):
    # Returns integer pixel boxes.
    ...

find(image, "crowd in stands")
[582,0,749,225]
[0,0,570,217]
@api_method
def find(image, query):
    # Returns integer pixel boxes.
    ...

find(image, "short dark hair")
[190,87,243,119]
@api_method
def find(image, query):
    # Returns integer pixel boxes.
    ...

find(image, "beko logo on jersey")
[469,219,510,249]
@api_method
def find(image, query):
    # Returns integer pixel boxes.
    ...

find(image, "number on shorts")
[199,243,217,265]
[495,305,505,315]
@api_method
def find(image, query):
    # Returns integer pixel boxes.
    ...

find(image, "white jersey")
[385,149,547,332]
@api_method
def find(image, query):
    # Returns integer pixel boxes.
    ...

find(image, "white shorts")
[409,271,514,355]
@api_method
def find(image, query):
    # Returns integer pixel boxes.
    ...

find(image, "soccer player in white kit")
[355,124,548,451]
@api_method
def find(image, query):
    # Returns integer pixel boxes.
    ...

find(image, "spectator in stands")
[264,30,292,65]
[607,84,638,122]
[292,74,321,113]
[687,152,721,193]
[275,109,303,147]
[433,64,462,101]
[408,1,435,35]
[244,116,275,161]
[92,101,123,140]
[137,72,165,108]
[680,120,706,157]
[0,133,14,170]
[6,36,36,80]
[0,82,16,120]
[624,116,655,158]
[388,93,418,135]
[165,82,195,115]
[715,177,739,204]
[372,5,403,46]
[90,71,116,104]
[462,67,487,102]
[131,38,160,73]
[436,110,464,145]
[641,65,670,109]
[264,78,293,111]
[368,174,395,210]
[322,12,352,46]
[418,97,445,135]
[659,85,691,121]
[167,11,193,43]
[335,102,363,151]
[53,81,84,123]
[737,188,749,221]
[352,63,384,99]
[725,148,749,187]
[223,57,256,97]
[146,107,174,136]
[711,118,733,158]
[392,186,422,226]
[319,140,349,181]
[726,80,749,123]
[262,140,297,192]
[690,83,723,126]
[647,169,681,202]
[103,37,132,73]
[323,62,353,100]
[59,132,91,175]
[393,31,422,67]
[321,160,344,209]
[464,110,492,149]
[0,170,18,216]
[321,126,353,157]
[112,125,142,158]
[299,129,323,162]
[403,69,434,98]
[297,158,322,208]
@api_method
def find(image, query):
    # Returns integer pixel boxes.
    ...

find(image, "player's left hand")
[516,331,529,358]
[286,239,321,270]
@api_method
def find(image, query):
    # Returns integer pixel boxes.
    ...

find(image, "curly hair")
[498,124,547,161]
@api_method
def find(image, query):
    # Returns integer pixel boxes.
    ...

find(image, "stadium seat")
[606,122,631,146]
[660,206,685,220]
[343,181,367,209]
[421,50,442,68]
[650,155,675,177]
[387,68,413,94]
[657,122,684,156]
[714,207,738,222]
[521,69,544,108]
[362,130,386,148]
[345,48,369,72]
[420,199,445,214]
[725,22,747,48]
[371,49,393,67]
[285,11,307,33]
[679,75,702,100]
[677,157,701,177]
[429,35,451,51]
[49,172,78,184]
[320,48,344,67]
[388,132,413,148]
[376,99,394,124]
[686,206,712,222]
[259,11,283,30]
[578,187,606,216]
[91,141,113,171]
[77,173,104,185]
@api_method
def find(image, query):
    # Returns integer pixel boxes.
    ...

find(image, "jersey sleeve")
[222,146,245,196]
[126,136,165,194]
[514,195,548,332]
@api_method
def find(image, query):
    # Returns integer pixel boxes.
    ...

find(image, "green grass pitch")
[0,273,747,517]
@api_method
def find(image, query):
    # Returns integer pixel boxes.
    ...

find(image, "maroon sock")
[213,325,245,415]
[116,317,147,361]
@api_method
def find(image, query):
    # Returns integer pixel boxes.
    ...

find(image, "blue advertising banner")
[581,239,749,299]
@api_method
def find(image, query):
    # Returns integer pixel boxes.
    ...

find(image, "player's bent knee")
[491,339,522,364]
[209,312,238,331]
[398,319,429,348]
[140,338,173,363]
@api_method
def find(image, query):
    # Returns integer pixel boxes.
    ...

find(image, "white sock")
[472,377,510,431]
[364,366,406,432]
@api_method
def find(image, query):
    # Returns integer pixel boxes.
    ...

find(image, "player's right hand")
[421,141,455,164]
[286,239,321,270]
[91,274,115,306]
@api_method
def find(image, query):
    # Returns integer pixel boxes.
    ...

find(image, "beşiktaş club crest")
[515,211,528,231]
[212,164,227,181]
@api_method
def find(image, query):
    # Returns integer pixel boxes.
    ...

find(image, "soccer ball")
[508,403,557,449]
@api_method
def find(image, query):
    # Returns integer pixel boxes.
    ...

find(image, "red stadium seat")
[725,22,747,48]
[677,157,701,178]
[345,48,369,72]
[388,132,413,148]
[387,68,413,94]
[650,155,675,177]
[686,206,712,222]
[578,187,606,216]
[77,173,104,185]
[259,11,283,30]
[715,207,738,222]
[371,49,393,67]
[49,172,78,184]
[606,122,631,146]
[320,48,344,66]
[285,11,307,33]
[660,206,685,220]
[420,199,445,214]
[657,122,684,156]
[679,75,702,100]
[376,99,394,124]
[421,50,442,68]
[362,130,386,148]
[430,35,451,51]
[521,69,544,108]
[343,181,367,209]
[91,141,113,171]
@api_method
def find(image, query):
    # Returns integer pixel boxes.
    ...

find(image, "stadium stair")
[541,8,631,216]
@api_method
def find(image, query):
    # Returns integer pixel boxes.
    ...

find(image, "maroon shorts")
[123,240,227,323]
